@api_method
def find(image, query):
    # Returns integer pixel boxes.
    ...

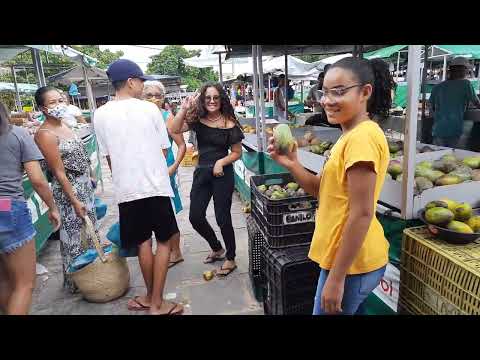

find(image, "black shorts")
[118,196,179,252]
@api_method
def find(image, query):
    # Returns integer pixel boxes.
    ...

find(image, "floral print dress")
[39,130,98,293]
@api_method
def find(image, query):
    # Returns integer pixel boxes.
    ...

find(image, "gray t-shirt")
[0,125,44,201]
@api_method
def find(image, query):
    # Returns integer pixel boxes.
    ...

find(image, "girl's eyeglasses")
[317,84,363,100]
[145,94,164,99]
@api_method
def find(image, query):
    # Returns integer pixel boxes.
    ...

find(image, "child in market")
[268,57,395,315]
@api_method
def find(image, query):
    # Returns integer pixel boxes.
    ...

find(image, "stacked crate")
[399,227,480,315]
[248,173,320,315]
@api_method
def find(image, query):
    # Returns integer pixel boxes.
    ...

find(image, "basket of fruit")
[419,199,480,245]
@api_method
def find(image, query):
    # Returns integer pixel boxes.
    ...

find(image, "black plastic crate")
[263,245,320,315]
[247,215,265,301]
[252,209,314,249]
[250,173,317,249]
[250,173,318,219]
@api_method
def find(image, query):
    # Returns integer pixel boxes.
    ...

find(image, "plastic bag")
[67,245,113,273]
[106,222,138,257]
[95,197,107,220]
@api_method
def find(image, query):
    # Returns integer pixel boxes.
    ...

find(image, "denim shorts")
[313,265,386,315]
[0,199,36,255]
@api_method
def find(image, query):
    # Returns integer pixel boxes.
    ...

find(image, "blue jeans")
[313,265,386,315]
[0,199,36,255]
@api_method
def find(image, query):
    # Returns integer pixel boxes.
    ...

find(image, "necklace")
[206,113,223,123]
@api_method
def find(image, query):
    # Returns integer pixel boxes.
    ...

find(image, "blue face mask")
[46,104,68,119]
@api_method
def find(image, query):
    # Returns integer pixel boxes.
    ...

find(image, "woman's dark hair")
[34,86,60,107]
[188,81,241,128]
[330,57,395,119]
[0,101,12,136]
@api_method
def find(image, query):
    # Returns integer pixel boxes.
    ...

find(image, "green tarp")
[364,45,408,60]
[393,79,480,108]
[435,45,480,59]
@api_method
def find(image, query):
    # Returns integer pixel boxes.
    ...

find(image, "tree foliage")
[0,45,123,111]
[146,45,218,91]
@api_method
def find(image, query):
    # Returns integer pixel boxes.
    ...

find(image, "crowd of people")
[1,55,402,316]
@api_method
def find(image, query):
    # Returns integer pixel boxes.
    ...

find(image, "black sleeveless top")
[190,121,244,166]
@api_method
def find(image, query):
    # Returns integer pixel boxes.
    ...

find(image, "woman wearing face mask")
[33,86,99,293]
[141,81,186,267]
[269,57,394,315]
[170,82,244,277]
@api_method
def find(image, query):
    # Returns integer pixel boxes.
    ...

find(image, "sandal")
[203,250,225,264]
[216,265,238,277]
[127,296,150,311]
[151,302,184,316]
[168,258,185,268]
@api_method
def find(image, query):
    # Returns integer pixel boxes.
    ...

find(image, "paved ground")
[30,159,264,315]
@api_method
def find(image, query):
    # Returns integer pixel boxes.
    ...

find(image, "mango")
[425,170,445,183]
[273,124,295,155]
[417,161,433,169]
[435,175,463,186]
[388,140,402,153]
[449,169,472,182]
[257,184,267,193]
[473,169,480,181]
[466,216,480,233]
[441,154,458,162]
[415,177,434,193]
[425,201,449,210]
[453,203,473,222]
[286,182,299,191]
[462,157,480,169]
[425,207,454,225]
[447,221,474,234]
[388,160,403,178]
[310,137,322,145]
[439,198,460,212]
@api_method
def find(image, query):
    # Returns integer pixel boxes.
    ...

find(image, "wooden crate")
[399,227,480,315]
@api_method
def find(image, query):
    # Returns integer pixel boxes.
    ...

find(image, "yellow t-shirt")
[308,120,390,274]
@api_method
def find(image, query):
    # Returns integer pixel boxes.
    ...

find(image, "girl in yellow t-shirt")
[268,57,395,315]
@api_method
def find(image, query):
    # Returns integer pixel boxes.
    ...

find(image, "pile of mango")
[242,125,256,134]
[388,139,435,158]
[387,154,480,194]
[295,131,334,156]
[257,182,306,200]
[424,199,480,234]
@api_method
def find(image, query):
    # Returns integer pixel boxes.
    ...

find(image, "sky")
[99,45,208,71]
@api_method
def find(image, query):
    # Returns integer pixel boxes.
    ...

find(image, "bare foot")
[149,301,184,315]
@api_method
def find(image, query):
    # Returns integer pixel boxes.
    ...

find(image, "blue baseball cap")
[106,59,155,82]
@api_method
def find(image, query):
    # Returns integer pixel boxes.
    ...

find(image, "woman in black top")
[170,82,244,277]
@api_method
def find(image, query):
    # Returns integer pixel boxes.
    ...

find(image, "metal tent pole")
[396,51,401,82]
[421,45,429,121]
[284,52,288,121]
[252,45,262,152]
[31,49,46,87]
[301,80,304,103]
[218,53,223,85]
[11,65,22,110]
[257,45,267,152]
[268,74,271,101]
[401,45,422,220]
[442,55,447,81]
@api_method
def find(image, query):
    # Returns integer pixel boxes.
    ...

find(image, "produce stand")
[229,45,480,315]
[21,125,101,254]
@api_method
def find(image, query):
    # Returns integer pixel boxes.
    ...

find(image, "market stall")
[228,44,480,315]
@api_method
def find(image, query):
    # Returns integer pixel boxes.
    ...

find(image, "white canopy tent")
[0,45,98,112]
